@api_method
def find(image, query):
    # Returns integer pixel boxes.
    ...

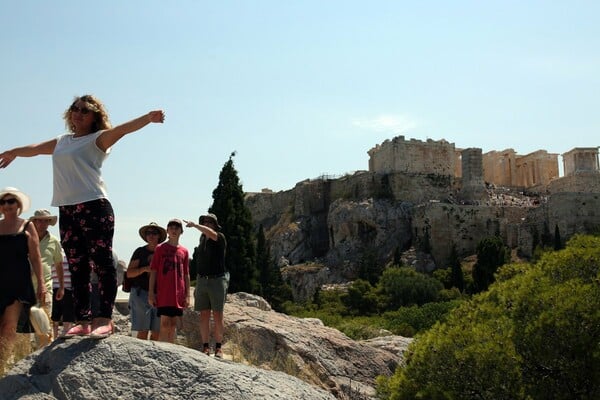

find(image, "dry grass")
[0,334,34,377]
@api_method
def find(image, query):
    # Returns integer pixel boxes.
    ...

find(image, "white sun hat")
[0,186,31,216]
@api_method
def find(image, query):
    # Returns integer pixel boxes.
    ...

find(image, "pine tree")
[209,152,258,293]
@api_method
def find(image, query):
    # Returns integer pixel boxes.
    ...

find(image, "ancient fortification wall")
[368,135,598,189]
[547,172,600,194]
[517,191,600,257]
[367,136,456,176]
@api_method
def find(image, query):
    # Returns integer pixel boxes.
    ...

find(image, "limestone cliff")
[245,169,600,298]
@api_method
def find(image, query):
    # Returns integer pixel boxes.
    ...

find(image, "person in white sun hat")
[0,187,44,365]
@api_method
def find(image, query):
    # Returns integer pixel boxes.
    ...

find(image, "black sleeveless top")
[193,232,227,276]
[0,221,36,332]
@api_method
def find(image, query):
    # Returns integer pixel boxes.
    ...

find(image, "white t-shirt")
[51,131,111,206]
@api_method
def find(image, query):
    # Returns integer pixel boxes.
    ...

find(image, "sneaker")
[90,322,113,339]
[63,324,91,338]
[214,348,223,358]
[202,346,210,356]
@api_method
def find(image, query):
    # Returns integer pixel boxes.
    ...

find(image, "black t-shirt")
[193,233,226,276]
[129,245,155,291]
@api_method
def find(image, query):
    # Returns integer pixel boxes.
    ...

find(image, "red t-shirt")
[150,242,189,309]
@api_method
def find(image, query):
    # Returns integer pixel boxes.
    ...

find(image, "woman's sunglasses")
[70,105,93,114]
[0,198,19,205]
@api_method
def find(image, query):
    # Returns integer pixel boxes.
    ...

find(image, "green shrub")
[377,267,443,308]
[378,234,600,400]
[382,300,461,335]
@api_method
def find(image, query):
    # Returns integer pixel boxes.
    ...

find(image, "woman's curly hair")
[63,94,112,133]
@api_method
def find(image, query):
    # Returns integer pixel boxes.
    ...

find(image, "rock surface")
[1,293,412,400]
[245,169,600,289]
[182,293,412,399]
[0,334,336,400]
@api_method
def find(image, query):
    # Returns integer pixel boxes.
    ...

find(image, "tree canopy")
[378,234,600,400]
[208,152,258,293]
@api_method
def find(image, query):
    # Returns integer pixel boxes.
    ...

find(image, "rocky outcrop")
[246,169,600,284]
[0,334,336,400]
[326,198,413,271]
[182,293,412,399]
[1,293,413,400]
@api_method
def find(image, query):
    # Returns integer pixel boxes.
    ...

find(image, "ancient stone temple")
[562,147,600,176]
[367,135,564,189]
[482,149,559,188]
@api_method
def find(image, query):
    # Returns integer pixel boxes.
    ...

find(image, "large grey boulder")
[0,334,335,400]
[182,293,412,399]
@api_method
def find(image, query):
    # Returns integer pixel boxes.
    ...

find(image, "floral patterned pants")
[59,199,116,321]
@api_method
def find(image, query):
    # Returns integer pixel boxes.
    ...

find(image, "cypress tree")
[393,246,403,267]
[541,221,553,247]
[472,236,509,293]
[209,152,258,293]
[256,224,272,297]
[553,224,563,250]
[448,245,465,292]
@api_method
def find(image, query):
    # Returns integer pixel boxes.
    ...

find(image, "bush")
[378,234,600,400]
[382,300,461,336]
[377,267,444,308]
[340,279,378,316]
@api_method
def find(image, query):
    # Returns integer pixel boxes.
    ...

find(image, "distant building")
[367,135,598,189]
[562,147,600,176]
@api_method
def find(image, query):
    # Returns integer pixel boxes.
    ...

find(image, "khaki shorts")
[194,273,229,312]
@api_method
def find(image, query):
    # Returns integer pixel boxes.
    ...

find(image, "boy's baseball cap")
[167,218,184,231]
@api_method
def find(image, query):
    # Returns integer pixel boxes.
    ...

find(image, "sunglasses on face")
[70,105,93,114]
[146,230,160,236]
[0,198,18,205]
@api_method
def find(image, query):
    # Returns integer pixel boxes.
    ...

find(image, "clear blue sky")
[1,1,598,260]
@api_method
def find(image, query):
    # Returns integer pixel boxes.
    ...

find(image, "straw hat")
[199,213,222,230]
[29,209,58,226]
[0,186,31,216]
[138,222,167,243]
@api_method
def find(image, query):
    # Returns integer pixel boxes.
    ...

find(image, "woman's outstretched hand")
[0,150,16,168]
[148,110,165,123]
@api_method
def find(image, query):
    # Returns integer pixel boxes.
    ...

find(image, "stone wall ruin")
[368,135,598,189]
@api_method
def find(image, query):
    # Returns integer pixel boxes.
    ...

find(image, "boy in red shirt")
[148,219,190,343]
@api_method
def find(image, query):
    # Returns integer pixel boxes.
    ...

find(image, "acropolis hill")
[245,136,599,295]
